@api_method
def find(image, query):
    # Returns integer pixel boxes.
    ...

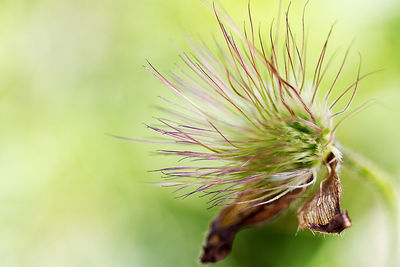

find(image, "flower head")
[145,2,371,263]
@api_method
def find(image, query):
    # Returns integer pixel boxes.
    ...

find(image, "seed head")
[144,2,371,263]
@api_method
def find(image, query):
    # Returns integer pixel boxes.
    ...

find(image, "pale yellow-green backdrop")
[1,0,399,266]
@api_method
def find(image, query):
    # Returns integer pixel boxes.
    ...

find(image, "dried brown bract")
[298,153,352,234]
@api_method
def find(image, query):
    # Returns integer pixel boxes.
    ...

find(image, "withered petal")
[297,153,352,234]
[200,177,311,264]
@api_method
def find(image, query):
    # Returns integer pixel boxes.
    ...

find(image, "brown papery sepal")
[297,153,352,234]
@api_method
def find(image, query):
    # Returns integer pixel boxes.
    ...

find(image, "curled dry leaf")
[201,176,312,263]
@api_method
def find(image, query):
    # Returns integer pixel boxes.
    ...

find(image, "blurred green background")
[0,0,399,266]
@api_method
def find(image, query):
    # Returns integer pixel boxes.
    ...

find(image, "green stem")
[340,145,398,265]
